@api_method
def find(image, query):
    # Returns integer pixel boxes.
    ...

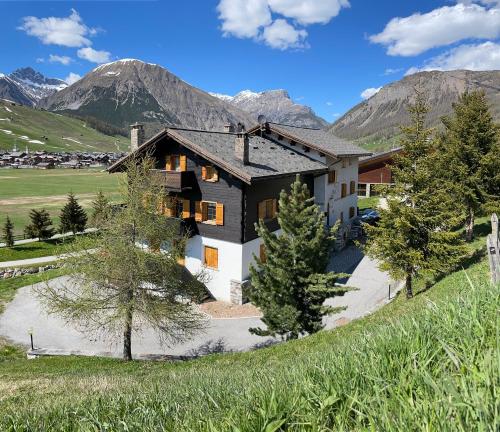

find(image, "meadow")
[0,168,124,236]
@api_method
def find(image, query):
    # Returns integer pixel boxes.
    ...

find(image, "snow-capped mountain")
[210,89,328,129]
[0,68,67,106]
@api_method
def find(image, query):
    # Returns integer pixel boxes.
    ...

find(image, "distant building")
[358,147,402,197]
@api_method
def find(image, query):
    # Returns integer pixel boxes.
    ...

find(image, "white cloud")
[35,58,45,63]
[18,9,96,48]
[326,101,333,106]
[267,0,350,25]
[332,112,340,117]
[49,54,73,65]
[216,0,349,50]
[217,0,271,38]
[361,87,382,100]
[383,68,403,75]
[77,47,111,64]
[406,41,500,75]
[370,3,500,56]
[261,19,307,50]
[64,72,81,85]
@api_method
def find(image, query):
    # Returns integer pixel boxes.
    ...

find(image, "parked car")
[360,209,380,225]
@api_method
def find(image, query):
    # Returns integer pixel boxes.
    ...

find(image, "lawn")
[0,252,497,430]
[0,238,75,262]
[357,196,380,210]
[0,168,124,235]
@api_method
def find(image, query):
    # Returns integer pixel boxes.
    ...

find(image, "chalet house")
[358,147,402,197]
[109,122,370,304]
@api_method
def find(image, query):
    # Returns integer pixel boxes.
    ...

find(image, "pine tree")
[249,175,348,340]
[24,209,54,240]
[436,90,499,241]
[59,193,88,235]
[364,89,466,299]
[90,190,111,228]
[2,216,15,247]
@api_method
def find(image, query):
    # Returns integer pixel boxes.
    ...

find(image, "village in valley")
[0,1,499,430]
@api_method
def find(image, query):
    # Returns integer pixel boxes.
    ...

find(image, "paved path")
[0,245,401,358]
[0,254,64,269]
[0,228,97,248]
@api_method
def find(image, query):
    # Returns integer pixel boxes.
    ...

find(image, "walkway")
[0,245,401,358]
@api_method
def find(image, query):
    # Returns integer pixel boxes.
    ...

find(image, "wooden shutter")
[201,166,207,180]
[272,199,277,218]
[165,156,172,171]
[180,155,187,172]
[204,246,218,269]
[182,199,190,219]
[258,201,266,220]
[328,170,336,184]
[216,203,224,226]
[164,197,174,217]
[349,206,355,218]
[195,201,202,222]
[350,180,356,195]
[341,183,347,198]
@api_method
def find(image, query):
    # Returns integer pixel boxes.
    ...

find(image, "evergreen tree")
[436,90,499,241]
[59,193,87,234]
[2,216,15,247]
[249,175,348,340]
[24,209,54,240]
[90,190,111,228]
[365,90,466,298]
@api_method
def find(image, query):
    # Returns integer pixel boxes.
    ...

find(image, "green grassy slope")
[0,255,497,430]
[0,168,123,235]
[0,100,128,152]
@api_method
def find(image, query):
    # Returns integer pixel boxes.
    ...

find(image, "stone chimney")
[235,132,249,165]
[130,122,145,152]
[224,123,234,133]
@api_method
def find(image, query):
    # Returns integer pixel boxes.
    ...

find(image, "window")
[349,206,356,218]
[328,170,337,184]
[203,246,218,269]
[166,155,187,172]
[202,165,219,182]
[341,183,347,198]
[258,198,277,220]
[195,201,224,225]
[259,244,267,263]
[163,197,190,219]
[350,180,356,195]
[341,159,347,168]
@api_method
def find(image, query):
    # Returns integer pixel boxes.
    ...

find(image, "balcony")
[150,169,192,192]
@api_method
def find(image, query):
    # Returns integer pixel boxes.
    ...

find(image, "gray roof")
[359,146,402,163]
[265,123,371,158]
[169,128,327,183]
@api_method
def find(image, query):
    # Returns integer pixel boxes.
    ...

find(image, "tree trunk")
[465,206,475,242]
[405,273,413,299]
[123,306,133,361]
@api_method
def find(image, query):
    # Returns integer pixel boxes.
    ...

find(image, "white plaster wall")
[185,235,244,302]
[241,229,282,280]
[326,156,359,225]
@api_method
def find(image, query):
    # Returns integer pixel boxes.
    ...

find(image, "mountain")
[330,70,500,151]
[211,89,328,129]
[0,98,128,152]
[41,59,254,136]
[0,68,67,106]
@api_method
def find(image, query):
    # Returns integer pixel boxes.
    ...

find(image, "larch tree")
[59,193,88,235]
[37,156,207,360]
[249,175,348,340]
[436,90,500,241]
[2,216,15,248]
[90,190,112,228]
[24,209,54,240]
[364,89,466,299]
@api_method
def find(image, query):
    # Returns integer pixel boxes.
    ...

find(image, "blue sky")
[1,0,499,121]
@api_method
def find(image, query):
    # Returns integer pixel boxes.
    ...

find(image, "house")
[109,122,370,304]
[358,147,402,197]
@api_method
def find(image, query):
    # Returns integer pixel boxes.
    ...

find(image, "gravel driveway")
[0,245,398,358]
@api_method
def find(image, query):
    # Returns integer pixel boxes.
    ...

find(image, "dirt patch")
[200,301,262,319]
[0,176,17,179]
[334,317,351,327]
[0,193,98,206]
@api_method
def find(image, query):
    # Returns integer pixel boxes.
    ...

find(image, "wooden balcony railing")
[150,169,192,192]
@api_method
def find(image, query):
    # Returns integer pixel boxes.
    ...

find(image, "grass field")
[0,168,124,235]
[0,100,128,152]
[0,237,76,262]
[0,255,496,430]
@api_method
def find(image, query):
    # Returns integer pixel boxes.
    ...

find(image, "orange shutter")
[195,201,202,222]
[180,155,187,172]
[341,183,347,198]
[201,166,207,180]
[204,246,218,269]
[216,203,224,226]
[166,156,172,171]
[259,244,267,263]
[350,181,355,195]
[202,202,208,221]
[182,199,190,219]
[272,199,277,218]
[258,201,266,220]
[164,197,174,217]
